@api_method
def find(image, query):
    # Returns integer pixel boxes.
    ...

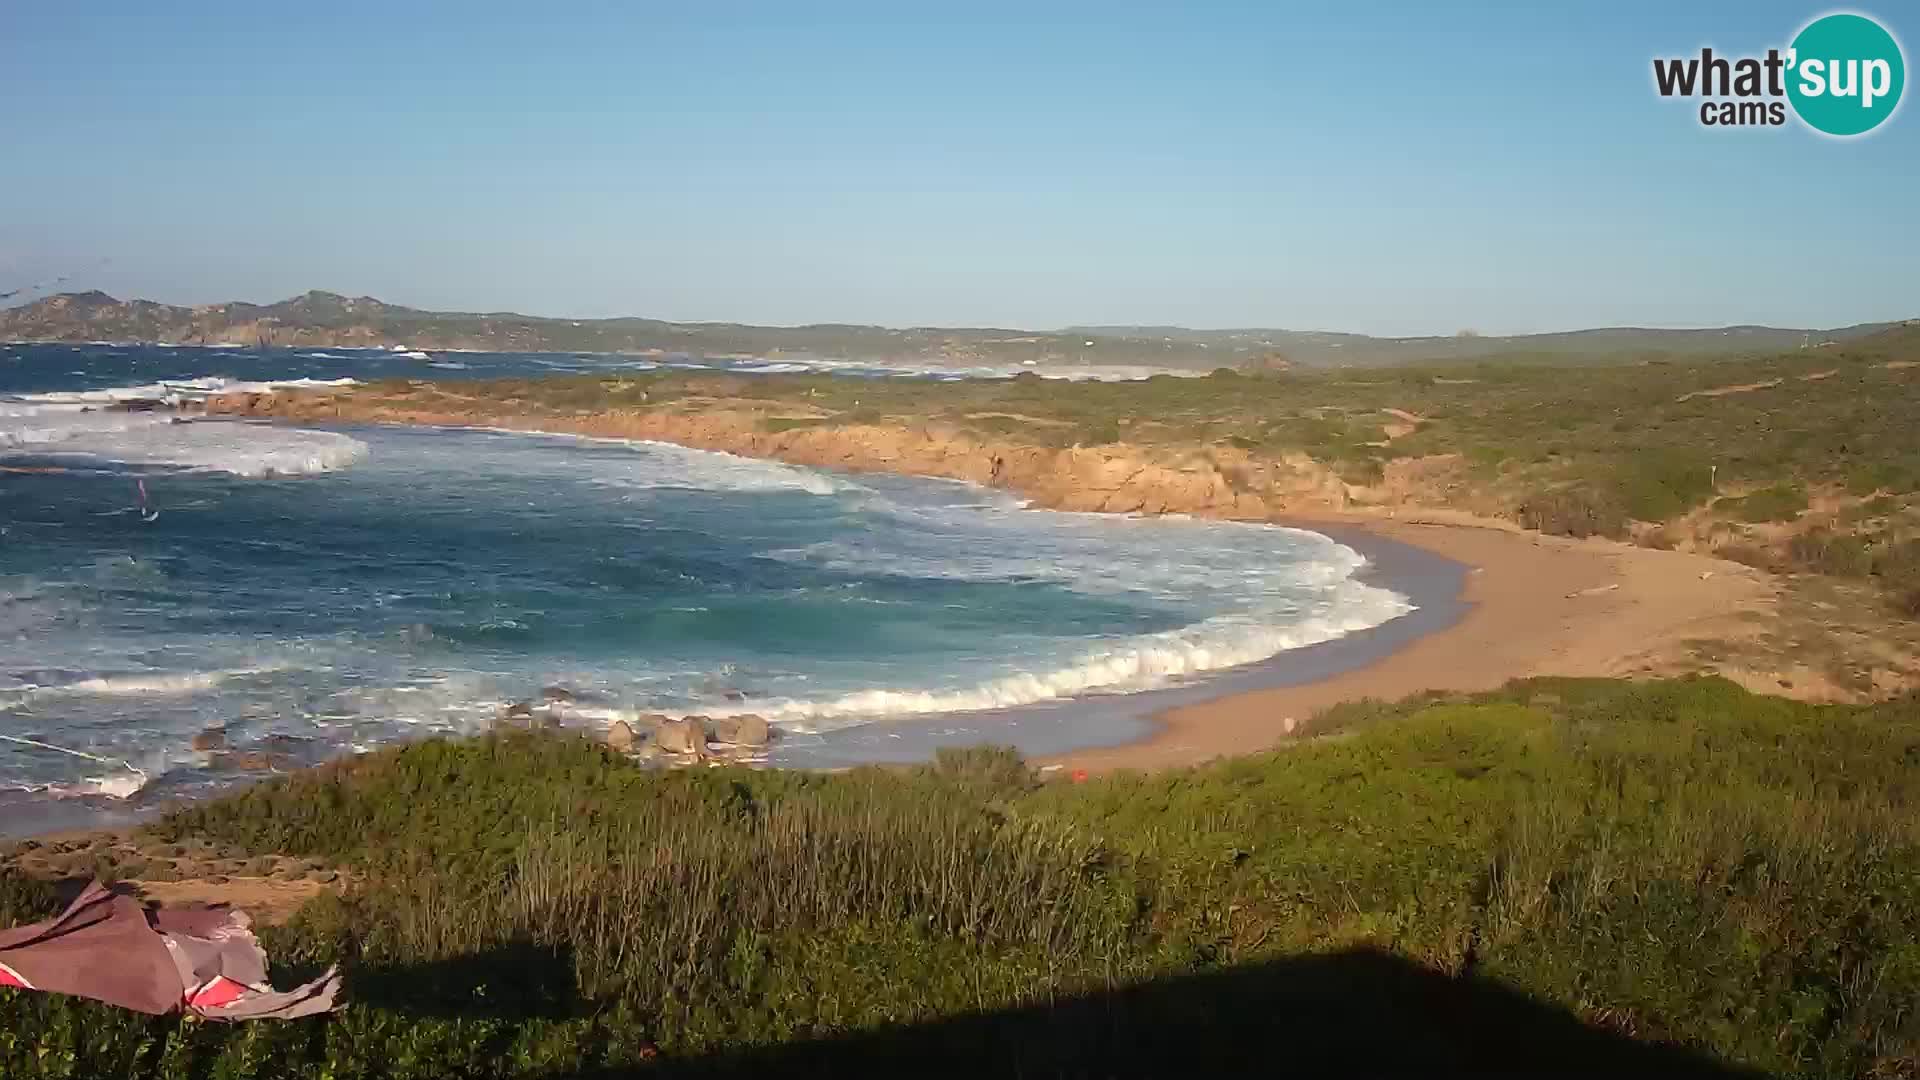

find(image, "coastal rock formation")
[653,717,704,756]
[199,389,1365,521]
[604,719,636,752]
[711,714,770,748]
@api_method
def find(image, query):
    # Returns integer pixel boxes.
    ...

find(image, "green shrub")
[760,416,829,433]
[1718,482,1808,523]
[1787,528,1874,576]
[1517,488,1627,538]
[1615,449,1716,521]
[1846,458,1920,496]
[0,866,61,924]
[12,680,1920,1076]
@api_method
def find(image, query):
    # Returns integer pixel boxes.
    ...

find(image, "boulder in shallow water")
[604,719,636,753]
[712,714,770,748]
[190,727,228,752]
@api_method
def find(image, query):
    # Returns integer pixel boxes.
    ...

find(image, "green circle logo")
[1787,13,1905,136]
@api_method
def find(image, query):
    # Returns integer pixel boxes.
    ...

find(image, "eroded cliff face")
[199,390,1360,520]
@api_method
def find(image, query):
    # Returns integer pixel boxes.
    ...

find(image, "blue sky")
[2,1,1913,335]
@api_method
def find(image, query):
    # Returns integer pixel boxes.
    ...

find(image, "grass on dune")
[5,676,1920,1077]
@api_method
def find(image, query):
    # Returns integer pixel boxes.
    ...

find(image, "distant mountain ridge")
[0,290,1901,369]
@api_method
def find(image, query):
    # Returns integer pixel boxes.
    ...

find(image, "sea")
[0,343,1416,829]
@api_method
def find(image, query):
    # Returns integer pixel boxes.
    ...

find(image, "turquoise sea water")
[1,344,1412,814]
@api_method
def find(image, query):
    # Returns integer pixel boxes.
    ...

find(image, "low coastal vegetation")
[5,676,1918,1076]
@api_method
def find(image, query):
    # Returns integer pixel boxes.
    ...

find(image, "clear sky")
[2,1,1914,335]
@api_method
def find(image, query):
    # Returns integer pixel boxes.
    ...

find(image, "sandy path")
[1048,511,1773,773]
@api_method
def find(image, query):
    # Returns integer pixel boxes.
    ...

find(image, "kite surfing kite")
[0,879,342,1019]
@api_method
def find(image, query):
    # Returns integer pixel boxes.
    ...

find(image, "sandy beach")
[1049,510,1775,773]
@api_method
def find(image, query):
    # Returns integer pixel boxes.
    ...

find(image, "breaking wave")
[2,377,367,477]
[685,578,1409,730]
[462,427,848,495]
[15,666,285,699]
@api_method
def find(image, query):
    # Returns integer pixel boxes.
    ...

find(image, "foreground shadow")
[352,942,583,1021]
[631,948,1760,1078]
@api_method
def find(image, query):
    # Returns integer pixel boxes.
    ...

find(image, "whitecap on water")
[456,427,849,496]
[2,414,369,477]
[2,378,369,477]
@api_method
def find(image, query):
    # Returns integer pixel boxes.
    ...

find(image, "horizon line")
[5,288,1911,343]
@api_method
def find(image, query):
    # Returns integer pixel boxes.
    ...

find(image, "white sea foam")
[2,377,367,476]
[456,427,849,496]
[3,376,357,409]
[18,665,287,699]
[5,772,152,801]
[2,413,368,477]
[776,492,1366,597]
[57,773,149,800]
[687,577,1411,730]
[731,362,814,374]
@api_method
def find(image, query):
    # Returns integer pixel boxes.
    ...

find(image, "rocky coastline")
[197,386,1359,521]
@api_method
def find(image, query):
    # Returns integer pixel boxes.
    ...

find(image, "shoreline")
[1046,510,1773,773]
[1,505,1770,842]
[764,515,1471,771]
[195,395,1776,772]
[2,397,1780,838]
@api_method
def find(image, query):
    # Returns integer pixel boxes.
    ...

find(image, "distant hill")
[0,291,1182,367]
[1066,322,1903,367]
[0,289,1901,369]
